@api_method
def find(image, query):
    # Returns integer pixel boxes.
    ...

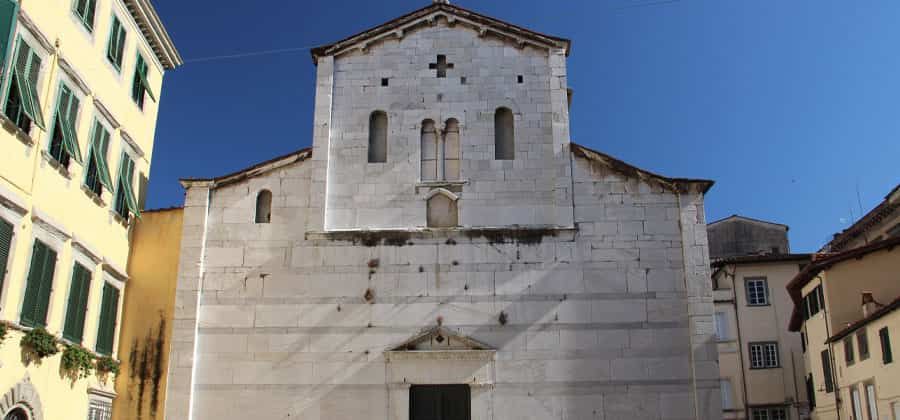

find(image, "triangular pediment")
[389,326,493,352]
[310,3,570,63]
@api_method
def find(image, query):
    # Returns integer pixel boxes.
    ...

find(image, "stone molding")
[0,377,44,420]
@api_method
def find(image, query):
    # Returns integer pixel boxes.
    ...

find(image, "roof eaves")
[707,214,789,230]
[710,253,811,268]
[124,0,183,69]
[827,295,900,343]
[570,143,714,194]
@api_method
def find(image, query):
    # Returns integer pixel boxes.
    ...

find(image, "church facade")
[161,2,720,419]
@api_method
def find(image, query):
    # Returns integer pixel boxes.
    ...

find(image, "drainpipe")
[819,276,842,420]
[727,265,752,419]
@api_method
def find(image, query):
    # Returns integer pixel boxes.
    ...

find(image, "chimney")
[862,292,881,317]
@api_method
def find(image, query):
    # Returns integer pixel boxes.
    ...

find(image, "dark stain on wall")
[124,313,168,420]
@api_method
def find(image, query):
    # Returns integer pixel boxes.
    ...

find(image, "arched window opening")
[255,190,272,224]
[427,192,458,228]
[494,107,514,160]
[368,111,388,163]
[420,120,438,181]
[4,408,29,420]
[443,119,460,180]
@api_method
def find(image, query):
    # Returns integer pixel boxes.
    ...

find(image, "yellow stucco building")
[788,237,900,420]
[0,0,180,419]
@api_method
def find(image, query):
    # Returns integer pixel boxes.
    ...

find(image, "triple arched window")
[420,119,460,181]
[368,111,388,163]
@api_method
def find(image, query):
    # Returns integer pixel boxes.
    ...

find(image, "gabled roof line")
[707,214,789,230]
[310,2,571,64]
[570,143,714,194]
[180,148,311,189]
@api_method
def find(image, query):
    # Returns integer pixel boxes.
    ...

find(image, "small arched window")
[255,190,272,224]
[426,190,458,228]
[368,111,388,163]
[420,119,438,181]
[443,119,460,180]
[494,107,514,160]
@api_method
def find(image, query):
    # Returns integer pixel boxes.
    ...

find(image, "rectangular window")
[62,263,91,343]
[87,395,112,420]
[821,350,834,393]
[95,282,120,355]
[749,342,780,369]
[714,312,729,341]
[880,327,893,364]
[857,329,869,361]
[0,218,13,293]
[19,240,57,328]
[48,83,83,168]
[806,375,816,411]
[801,331,807,353]
[4,38,46,132]
[410,385,470,420]
[865,383,878,420]
[72,0,96,30]
[746,278,770,306]
[803,286,823,320]
[845,336,855,366]
[131,53,156,109]
[113,152,140,220]
[106,16,126,69]
[751,408,787,420]
[851,386,864,420]
[84,120,113,196]
[720,379,733,410]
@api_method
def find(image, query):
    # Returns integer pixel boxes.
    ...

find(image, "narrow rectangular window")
[0,218,13,293]
[857,329,869,361]
[0,0,19,76]
[113,152,140,220]
[880,327,893,364]
[845,336,855,366]
[95,282,120,355]
[821,350,834,393]
[720,379,733,410]
[73,0,96,30]
[19,240,57,328]
[851,386,864,420]
[48,83,83,167]
[801,331,807,353]
[62,263,91,343]
[865,383,878,420]
[745,278,770,306]
[806,375,816,410]
[4,38,46,132]
[714,312,729,341]
[106,16,126,69]
[764,342,780,368]
[131,53,156,108]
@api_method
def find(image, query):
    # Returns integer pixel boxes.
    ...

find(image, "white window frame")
[746,277,770,306]
[94,271,124,358]
[720,379,733,410]
[851,386,864,420]
[43,76,87,164]
[2,22,53,136]
[87,389,114,420]
[750,342,780,369]
[865,383,878,420]
[715,311,730,341]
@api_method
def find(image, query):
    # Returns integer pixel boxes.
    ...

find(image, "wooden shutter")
[0,0,18,76]
[0,219,12,292]
[20,241,56,327]
[12,40,45,129]
[96,282,119,355]
[55,84,83,163]
[63,264,91,343]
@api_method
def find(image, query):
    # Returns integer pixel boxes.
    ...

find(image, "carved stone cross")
[429,55,454,78]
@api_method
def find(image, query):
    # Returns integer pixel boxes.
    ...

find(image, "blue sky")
[148,0,899,252]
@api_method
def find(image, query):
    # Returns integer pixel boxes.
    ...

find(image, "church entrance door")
[409,385,470,420]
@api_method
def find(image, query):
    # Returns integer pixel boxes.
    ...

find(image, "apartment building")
[0,0,180,419]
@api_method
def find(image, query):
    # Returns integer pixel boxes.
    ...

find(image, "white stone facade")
[163,3,720,420]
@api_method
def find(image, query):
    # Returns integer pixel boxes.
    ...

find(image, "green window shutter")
[106,17,125,68]
[11,40,45,129]
[115,153,141,219]
[136,55,156,102]
[96,282,119,355]
[63,264,91,343]
[74,0,96,30]
[54,84,83,163]
[0,219,12,293]
[87,122,113,190]
[0,0,18,77]
[19,241,56,328]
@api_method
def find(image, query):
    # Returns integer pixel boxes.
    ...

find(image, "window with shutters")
[821,349,834,393]
[113,152,140,220]
[19,240,57,328]
[131,53,156,109]
[95,281,120,355]
[255,190,272,224]
[409,385,470,420]
[84,119,113,197]
[880,327,893,364]
[106,16,126,70]
[0,218,13,296]
[368,111,387,163]
[857,329,869,361]
[494,107,514,160]
[844,336,855,366]
[745,277,770,306]
[0,0,17,84]
[72,0,97,31]
[48,83,83,169]
[62,263,92,343]
[4,37,45,133]
[806,374,816,411]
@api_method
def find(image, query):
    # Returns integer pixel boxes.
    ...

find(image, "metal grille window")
[745,278,769,306]
[88,397,112,420]
[751,407,787,420]
[750,342,780,369]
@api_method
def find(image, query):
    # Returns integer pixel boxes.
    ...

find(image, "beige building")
[821,184,899,253]
[711,251,811,420]
[0,0,179,419]
[787,236,900,420]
